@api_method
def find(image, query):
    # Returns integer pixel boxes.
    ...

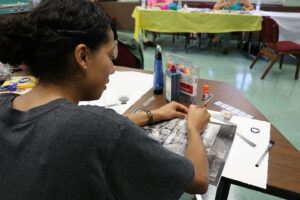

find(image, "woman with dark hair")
[0,0,210,199]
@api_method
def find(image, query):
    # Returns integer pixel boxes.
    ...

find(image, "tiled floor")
[120,31,300,200]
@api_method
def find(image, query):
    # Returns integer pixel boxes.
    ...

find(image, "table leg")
[247,32,253,54]
[215,180,231,200]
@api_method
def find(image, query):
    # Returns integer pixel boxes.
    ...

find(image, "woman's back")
[0,0,212,198]
[0,93,121,199]
[0,93,194,200]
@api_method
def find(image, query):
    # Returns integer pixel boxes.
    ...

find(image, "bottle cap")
[170,64,177,72]
[203,84,209,94]
[155,45,162,60]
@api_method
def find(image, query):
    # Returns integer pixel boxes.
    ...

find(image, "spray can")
[153,45,163,94]
[202,84,209,107]
[166,64,181,102]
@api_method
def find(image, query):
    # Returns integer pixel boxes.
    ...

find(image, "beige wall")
[96,2,140,30]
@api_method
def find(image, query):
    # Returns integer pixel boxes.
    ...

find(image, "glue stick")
[202,84,209,107]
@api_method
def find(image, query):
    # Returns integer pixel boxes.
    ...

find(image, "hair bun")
[0,15,37,66]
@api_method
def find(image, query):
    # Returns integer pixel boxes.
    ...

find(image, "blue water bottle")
[153,45,163,94]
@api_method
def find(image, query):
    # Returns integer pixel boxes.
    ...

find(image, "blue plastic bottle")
[153,45,164,94]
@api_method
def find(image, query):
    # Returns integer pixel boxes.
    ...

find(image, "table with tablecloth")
[262,11,300,44]
[132,7,262,41]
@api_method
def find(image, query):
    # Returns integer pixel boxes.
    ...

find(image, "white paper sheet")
[222,116,271,189]
[79,71,153,114]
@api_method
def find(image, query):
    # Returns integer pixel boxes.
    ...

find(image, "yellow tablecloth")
[132,7,262,41]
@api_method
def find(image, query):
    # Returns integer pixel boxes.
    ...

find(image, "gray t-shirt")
[0,93,194,200]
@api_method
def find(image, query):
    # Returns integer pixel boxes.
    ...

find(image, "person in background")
[211,0,254,54]
[0,0,211,199]
[213,0,253,11]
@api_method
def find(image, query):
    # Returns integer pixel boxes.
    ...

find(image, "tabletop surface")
[119,66,300,198]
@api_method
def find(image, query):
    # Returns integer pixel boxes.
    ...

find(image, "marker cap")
[203,84,209,94]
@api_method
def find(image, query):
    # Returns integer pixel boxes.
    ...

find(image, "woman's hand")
[185,105,210,194]
[186,105,211,134]
[151,101,189,123]
[125,101,188,126]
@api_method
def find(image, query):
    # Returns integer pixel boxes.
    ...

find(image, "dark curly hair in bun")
[0,0,111,83]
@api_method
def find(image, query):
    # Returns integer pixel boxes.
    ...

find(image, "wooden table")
[120,67,300,200]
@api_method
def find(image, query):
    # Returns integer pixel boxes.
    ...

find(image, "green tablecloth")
[132,7,262,41]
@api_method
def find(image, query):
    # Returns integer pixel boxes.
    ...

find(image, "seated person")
[211,0,254,54]
[0,0,211,199]
[213,0,253,11]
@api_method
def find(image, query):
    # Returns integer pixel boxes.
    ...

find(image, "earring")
[83,66,87,71]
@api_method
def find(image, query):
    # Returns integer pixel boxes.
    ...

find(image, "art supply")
[213,100,255,119]
[236,132,256,147]
[211,112,257,147]
[165,53,199,104]
[166,63,181,102]
[153,45,163,95]
[179,68,199,104]
[105,96,129,107]
[198,93,213,108]
[142,96,156,107]
[202,84,209,107]
[255,141,275,167]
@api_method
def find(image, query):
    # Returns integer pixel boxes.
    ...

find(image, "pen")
[255,140,275,167]
[198,93,213,108]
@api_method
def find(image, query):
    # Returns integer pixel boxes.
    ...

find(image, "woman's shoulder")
[51,103,136,143]
[62,103,128,128]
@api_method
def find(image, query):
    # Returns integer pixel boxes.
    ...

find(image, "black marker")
[255,141,275,167]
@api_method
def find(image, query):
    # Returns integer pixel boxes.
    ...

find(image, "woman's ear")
[74,44,88,71]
